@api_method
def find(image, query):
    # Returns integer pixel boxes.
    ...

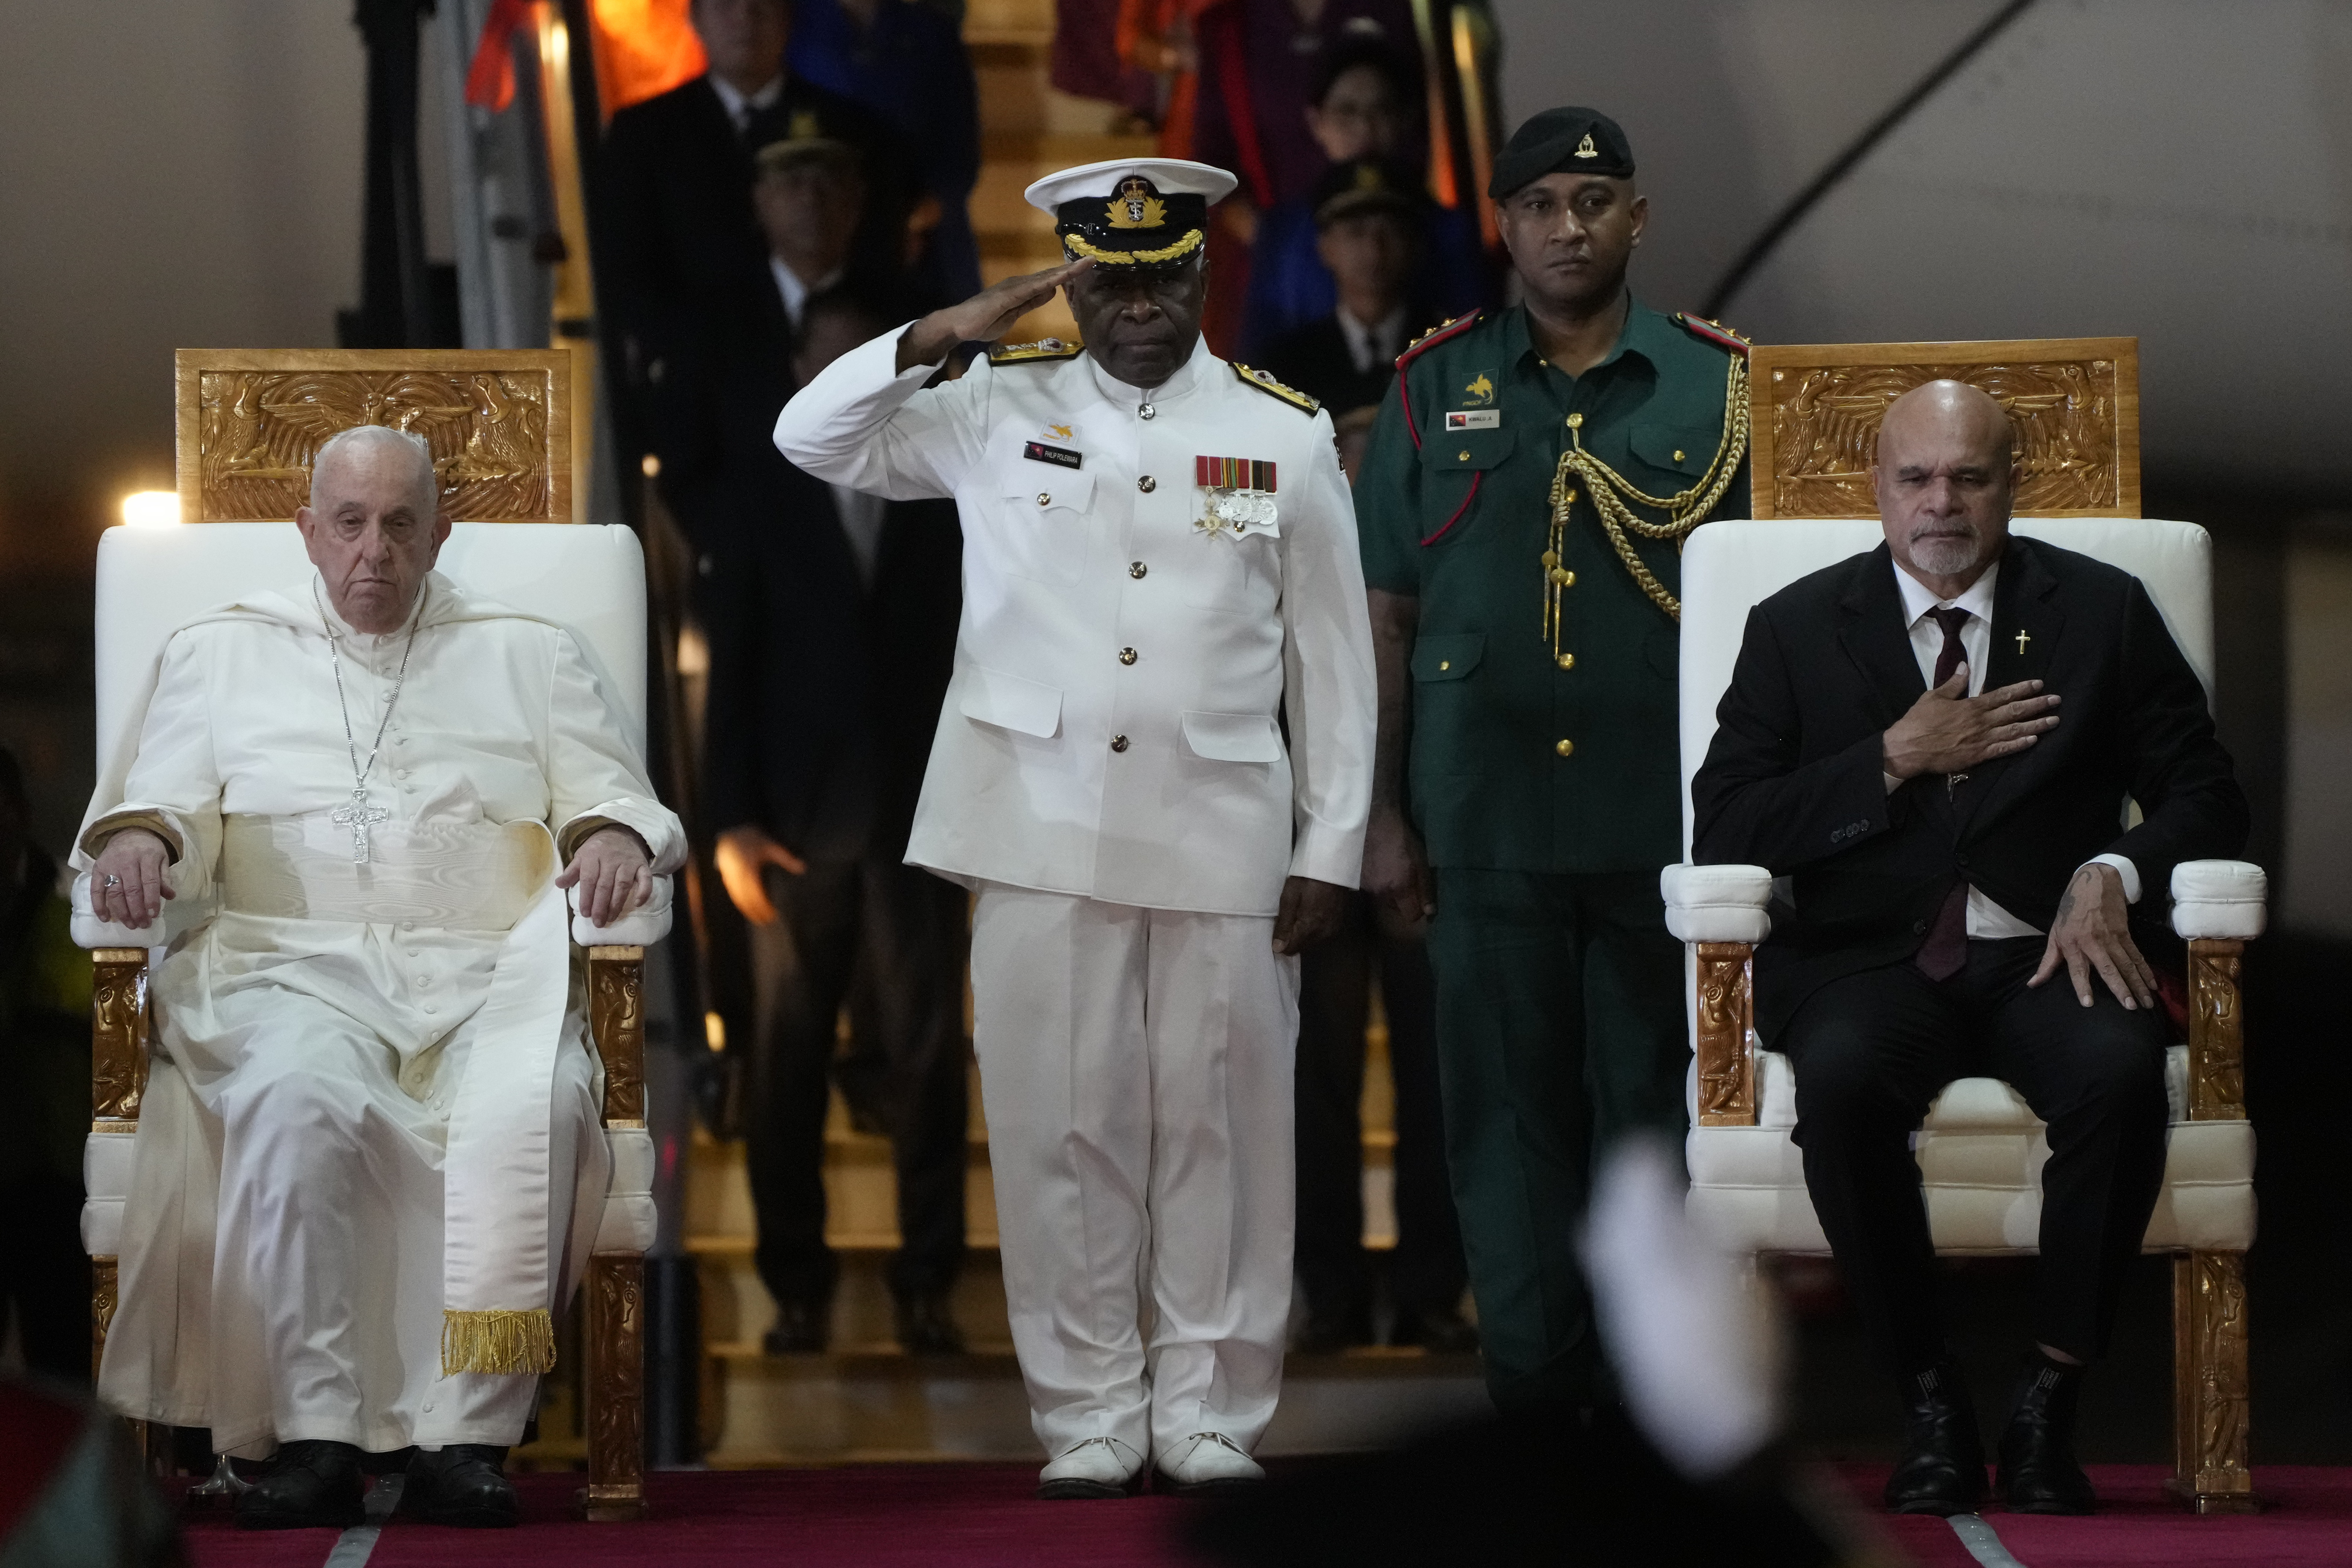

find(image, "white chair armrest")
[570,874,674,947]
[82,1131,137,1257]
[1661,863,1773,944]
[2171,860,2266,941]
[69,870,162,949]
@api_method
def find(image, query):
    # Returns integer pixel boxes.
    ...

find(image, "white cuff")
[1883,771,1902,794]
[2084,853,2141,903]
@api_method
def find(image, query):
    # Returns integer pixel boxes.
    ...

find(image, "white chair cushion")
[1689,1046,2254,1256]
[1661,863,1772,943]
[80,1132,138,1257]
[593,1126,659,1253]
[570,876,676,948]
[2172,859,2268,940]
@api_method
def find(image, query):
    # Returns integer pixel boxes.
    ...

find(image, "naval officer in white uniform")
[775,158,1375,1497]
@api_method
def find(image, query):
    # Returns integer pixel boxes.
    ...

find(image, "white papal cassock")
[74,571,684,1458]
[775,330,1375,1463]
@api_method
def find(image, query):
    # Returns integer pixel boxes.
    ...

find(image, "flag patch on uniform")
[1024,441,1083,469]
[1445,410,1501,430]
[1195,456,1277,492]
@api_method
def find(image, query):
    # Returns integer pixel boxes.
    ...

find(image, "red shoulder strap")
[1389,312,1482,451]
[1673,312,1751,357]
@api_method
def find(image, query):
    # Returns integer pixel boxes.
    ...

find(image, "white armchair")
[76,515,666,1522]
[1667,516,2261,1515]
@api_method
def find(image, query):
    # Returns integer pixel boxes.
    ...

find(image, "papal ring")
[101,874,122,888]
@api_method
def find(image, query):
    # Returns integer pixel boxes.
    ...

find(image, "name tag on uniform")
[1445,410,1501,431]
[1023,441,1083,469]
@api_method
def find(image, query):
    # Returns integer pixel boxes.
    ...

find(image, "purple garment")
[1190,0,1424,207]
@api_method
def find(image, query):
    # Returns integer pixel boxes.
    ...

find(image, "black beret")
[1311,157,1429,228]
[1487,106,1634,198]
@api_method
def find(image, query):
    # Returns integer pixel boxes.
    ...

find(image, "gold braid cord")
[1547,354,1750,623]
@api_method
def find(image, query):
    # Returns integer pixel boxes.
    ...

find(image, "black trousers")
[1295,893,1467,1321]
[1778,936,2171,1373]
[744,854,969,1306]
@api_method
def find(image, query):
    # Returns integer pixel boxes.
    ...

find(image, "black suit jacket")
[701,457,961,862]
[597,74,912,520]
[1690,536,2249,1041]
[1261,315,1396,417]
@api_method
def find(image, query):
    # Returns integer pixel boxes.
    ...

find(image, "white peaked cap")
[1023,157,1240,215]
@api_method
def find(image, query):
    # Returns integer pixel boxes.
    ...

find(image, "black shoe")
[1293,1305,1375,1355]
[764,1298,830,1355]
[1884,1363,1987,1516]
[234,1440,368,1530]
[894,1291,966,1356]
[399,1444,518,1528]
[1997,1354,2097,1514]
[1389,1303,1481,1355]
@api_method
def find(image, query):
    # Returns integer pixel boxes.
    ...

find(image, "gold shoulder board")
[1230,362,1321,414]
[988,338,1086,364]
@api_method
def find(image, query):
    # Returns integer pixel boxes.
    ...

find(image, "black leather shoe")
[234,1440,367,1530]
[1389,1303,1481,1355]
[1997,1355,2097,1514]
[1293,1305,1375,1355]
[1884,1363,1987,1516]
[400,1445,518,1528]
[764,1298,830,1355]
[894,1291,967,1356]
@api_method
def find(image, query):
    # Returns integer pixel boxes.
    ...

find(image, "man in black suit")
[703,289,970,1355]
[1261,158,1429,421]
[1691,382,2247,1517]
[597,0,913,554]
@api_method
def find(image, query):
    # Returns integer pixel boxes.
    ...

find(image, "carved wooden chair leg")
[582,945,650,1521]
[2169,1248,2255,1514]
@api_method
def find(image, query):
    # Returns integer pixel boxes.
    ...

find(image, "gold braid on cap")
[1060,228,1206,265]
[1545,353,1749,626]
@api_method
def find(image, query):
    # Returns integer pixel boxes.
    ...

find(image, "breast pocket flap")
[1628,423,1719,477]
[1411,633,1485,682]
[1180,710,1284,763]
[959,666,1063,738]
[1418,428,1516,473]
[999,453,1097,513]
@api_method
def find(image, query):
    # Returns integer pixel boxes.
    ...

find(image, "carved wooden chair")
[73,350,657,1520]
[1664,338,2265,1513]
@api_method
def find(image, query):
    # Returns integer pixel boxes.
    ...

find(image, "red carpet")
[173,1462,2352,1566]
[1837,1463,2352,1566]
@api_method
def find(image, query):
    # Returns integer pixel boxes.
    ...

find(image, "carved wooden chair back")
[1746,337,2140,519]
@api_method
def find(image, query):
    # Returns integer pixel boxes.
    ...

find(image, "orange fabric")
[591,0,709,113]
[464,0,537,112]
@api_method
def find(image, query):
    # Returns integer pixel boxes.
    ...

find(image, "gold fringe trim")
[441,1308,558,1377]
[1060,228,1204,265]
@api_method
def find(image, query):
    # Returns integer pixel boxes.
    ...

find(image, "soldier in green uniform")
[1354,107,1751,1410]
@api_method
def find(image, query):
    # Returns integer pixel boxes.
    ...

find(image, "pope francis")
[76,425,685,1530]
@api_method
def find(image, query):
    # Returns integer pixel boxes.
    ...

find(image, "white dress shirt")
[769,258,845,334]
[1335,305,1407,376]
[709,73,784,132]
[1885,559,2139,937]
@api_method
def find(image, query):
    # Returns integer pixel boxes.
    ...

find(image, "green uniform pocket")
[1627,423,1720,483]
[1420,428,1517,473]
[1411,633,1485,682]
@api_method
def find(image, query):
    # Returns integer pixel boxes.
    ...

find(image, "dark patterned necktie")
[1916,606,1972,980]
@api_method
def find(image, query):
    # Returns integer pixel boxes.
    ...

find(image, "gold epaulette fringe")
[442,1308,559,1377]
[1230,362,1320,414]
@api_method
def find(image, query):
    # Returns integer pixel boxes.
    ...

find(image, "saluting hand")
[896,258,1096,371]
[1882,668,2060,780]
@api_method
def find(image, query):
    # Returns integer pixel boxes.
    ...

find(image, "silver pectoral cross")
[332,787,390,864]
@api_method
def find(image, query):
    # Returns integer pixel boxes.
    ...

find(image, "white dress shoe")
[1037,1436,1144,1500]
[1155,1431,1265,1494]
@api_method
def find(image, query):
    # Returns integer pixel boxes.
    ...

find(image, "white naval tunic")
[74,573,686,1456]
[776,331,1375,1463]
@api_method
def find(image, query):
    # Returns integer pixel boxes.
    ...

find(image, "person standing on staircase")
[1352,108,1753,1416]
[774,158,1376,1499]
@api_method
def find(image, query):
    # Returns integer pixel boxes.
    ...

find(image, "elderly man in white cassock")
[77,425,685,1531]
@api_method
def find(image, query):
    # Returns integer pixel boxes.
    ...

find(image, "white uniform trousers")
[969,884,1300,1463]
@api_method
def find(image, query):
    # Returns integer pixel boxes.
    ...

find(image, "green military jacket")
[1357,298,1751,874]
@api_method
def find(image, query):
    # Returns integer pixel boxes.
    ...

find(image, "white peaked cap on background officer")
[1025,158,1240,267]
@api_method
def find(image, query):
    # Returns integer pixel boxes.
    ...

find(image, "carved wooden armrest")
[1662,864,1771,1129]
[2170,861,2265,1123]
